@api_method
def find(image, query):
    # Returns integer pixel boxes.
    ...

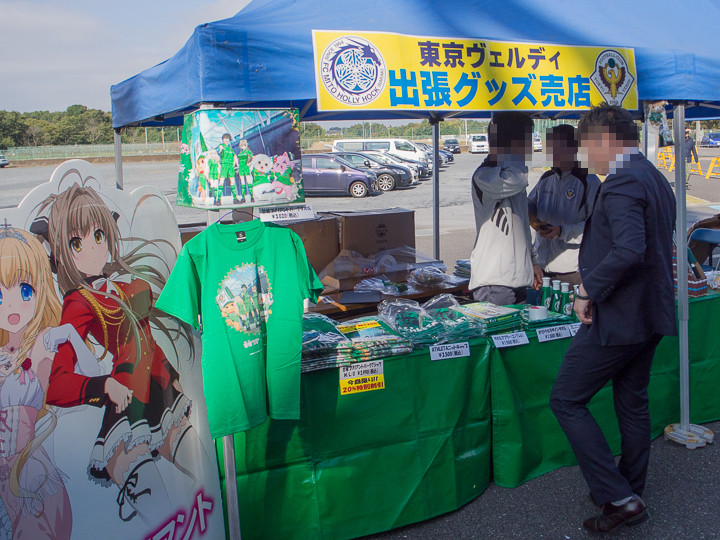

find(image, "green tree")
[0,111,29,148]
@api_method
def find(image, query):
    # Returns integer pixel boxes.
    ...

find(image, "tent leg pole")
[664,103,714,449]
[430,117,441,260]
[113,129,124,190]
[223,434,242,540]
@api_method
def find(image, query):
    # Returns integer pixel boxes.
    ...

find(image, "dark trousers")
[549,325,662,505]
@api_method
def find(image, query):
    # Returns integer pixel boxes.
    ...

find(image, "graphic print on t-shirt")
[216,263,274,334]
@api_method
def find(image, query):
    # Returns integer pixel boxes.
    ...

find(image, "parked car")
[443,138,461,153]
[300,154,378,197]
[533,132,543,152]
[0,154,8,168]
[469,134,489,153]
[701,132,720,147]
[332,138,429,167]
[385,152,432,178]
[331,151,412,191]
[415,141,454,163]
[361,151,420,182]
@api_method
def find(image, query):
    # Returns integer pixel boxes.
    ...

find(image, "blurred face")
[69,226,109,277]
[490,124,532,165]
[578,126,624,175]
[547,136,577,170]
[0,280,37,336]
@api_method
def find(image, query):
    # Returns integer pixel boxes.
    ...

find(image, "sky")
[0,0,251,113]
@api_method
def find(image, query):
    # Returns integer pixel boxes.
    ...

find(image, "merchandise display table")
[217,339,493,540]
[491,291,720,487]
[217,292,720,539]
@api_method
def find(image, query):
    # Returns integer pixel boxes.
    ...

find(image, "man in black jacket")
[684,128,699,188]
[550,104,677,533]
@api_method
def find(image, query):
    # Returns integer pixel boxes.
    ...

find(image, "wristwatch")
[575,293,591,301]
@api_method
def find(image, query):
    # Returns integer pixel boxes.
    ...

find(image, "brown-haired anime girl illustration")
[37,184,206,525]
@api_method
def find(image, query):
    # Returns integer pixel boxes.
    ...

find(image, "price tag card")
[567,323,582,336]
[536,325,572,343]
[258,204,315,222]
[340,360,385,395]
[491,332,530,348]
[430,342,470,361]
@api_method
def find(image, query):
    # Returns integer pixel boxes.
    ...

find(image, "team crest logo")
[565,188,576,200]
[590,50,635,106]
[319,35,387,106]
[216,263,273,335]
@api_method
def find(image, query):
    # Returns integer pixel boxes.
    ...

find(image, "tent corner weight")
[664,423,714,449]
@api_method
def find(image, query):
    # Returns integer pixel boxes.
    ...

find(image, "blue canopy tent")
[111,0,720,127]
[111,1,719,536]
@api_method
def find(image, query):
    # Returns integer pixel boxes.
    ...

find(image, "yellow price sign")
[339,360,385,395]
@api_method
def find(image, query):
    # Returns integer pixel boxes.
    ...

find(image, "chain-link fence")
[3,142,181,161]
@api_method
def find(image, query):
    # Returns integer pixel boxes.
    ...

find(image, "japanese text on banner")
[312,30,637,112]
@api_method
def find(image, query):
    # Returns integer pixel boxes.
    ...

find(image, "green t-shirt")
[156,220,323,438]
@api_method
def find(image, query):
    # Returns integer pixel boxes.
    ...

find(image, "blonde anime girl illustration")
[36,184,207,525]
[0,226,74,539]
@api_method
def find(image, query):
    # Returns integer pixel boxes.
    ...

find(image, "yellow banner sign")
[312,30,637,112]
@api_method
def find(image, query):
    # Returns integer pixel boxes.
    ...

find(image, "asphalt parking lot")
[2,151,720,538]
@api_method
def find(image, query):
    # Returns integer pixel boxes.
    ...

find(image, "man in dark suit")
[549,104,677,533]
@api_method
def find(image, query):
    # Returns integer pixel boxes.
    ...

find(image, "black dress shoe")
[583,496,648,533]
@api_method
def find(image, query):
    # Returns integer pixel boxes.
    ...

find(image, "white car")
[469,134,489,153]
[533,133,543,152]
[0,154,8,168]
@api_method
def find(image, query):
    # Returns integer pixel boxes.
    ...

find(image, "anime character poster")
[0,160,224,540]
[178,108,304,209]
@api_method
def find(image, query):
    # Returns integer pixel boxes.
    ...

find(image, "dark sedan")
[442,138,461,153]
[300,154,378,198]
[331,151,413,191]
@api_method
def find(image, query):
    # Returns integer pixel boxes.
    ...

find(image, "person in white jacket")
[470,111,542,305]
[528,125,601,287]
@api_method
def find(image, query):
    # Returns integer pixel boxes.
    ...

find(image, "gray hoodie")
[470,158,537,290]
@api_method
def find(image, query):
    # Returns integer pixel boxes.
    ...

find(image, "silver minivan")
[332,138,429,166]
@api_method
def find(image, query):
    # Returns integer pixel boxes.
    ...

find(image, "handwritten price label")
[567,323,582,336]
[536,325,572,343]
[430,342,470,361]
[258,204,314,222]
[491,332,530,348]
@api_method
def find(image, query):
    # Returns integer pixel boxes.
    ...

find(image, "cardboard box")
[322,208,415,257]
[283,215,339,274]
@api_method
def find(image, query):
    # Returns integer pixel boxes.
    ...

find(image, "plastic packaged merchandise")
[409,266,462,288]
[378,294,489,345]
[301,313,412,372]
[377,298,445,346]
[454,259,471,278]
[354,276,415,296]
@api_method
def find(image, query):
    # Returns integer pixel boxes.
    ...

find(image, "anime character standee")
[37,184,210,525]
[0,226,81,539]
[235,139,254,203]
[217,134,239,206]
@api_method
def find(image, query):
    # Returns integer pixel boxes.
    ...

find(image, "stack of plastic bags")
[378,294,486,346]
[519,306,574,331]
[451,301,524,335]
[453,259,471,278]
[301,313,354,372]
[301,313,412,372]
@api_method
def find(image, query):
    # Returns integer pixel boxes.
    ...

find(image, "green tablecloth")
[218,339,493,540]
[491,292,720,488]
[217,292,720,537]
